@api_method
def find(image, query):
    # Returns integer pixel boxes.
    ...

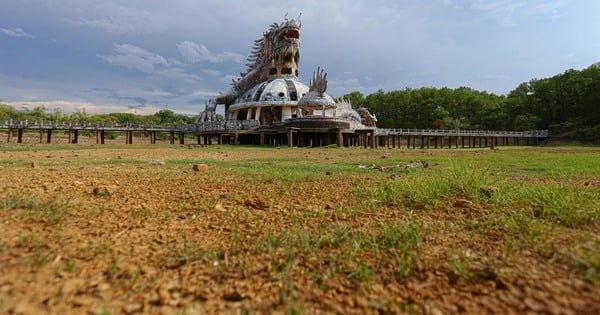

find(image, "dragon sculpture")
[196,15,301,122]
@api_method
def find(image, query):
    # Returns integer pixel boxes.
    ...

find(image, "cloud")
[3,100,159,115]
[469,0,526,26]
[98,44,168,73]
[0,27,34,38]
[176,41,244,64]
[64,3,163,35]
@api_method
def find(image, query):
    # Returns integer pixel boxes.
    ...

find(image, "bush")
[573,126,600,143]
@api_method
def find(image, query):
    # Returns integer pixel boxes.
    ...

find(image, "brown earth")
[0,145,598,314]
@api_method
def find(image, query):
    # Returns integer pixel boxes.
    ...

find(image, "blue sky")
[1,0,598,115]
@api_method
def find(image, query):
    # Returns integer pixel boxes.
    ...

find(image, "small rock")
[480,185,500,197]
[193,164,208,172]
[222,291,243,302]
[158,289,170,304]
[61,278,84,296]
[220,194,232,199]
[215,203,226,211]
[73,296,96,307]
[151,160,165,165]
[123,303,143,314]
[452,199,473,208]
[93,186,115,196]
[31,162,38,168]
[524,297,545,312]
[97,282,111,291]
[326,171,333,175]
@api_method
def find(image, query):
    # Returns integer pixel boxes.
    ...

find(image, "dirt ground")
[0,145,598,314]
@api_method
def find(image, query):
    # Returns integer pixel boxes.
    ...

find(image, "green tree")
[340,91,365,108]
[154,109,177,124]
[0,103,22,122]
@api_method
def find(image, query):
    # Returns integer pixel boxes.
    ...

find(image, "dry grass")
[0,144,599,314]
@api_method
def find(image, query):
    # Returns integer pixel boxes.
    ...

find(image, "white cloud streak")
[98,44,168,73]
[63,2,164,35]
[0,27,34,38]
[177,41,244,64]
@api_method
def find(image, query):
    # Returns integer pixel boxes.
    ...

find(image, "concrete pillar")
[282,107,292,121]
[255,107,262,122]
[287,128,293,147]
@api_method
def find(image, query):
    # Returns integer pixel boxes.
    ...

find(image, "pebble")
[452,198,473,208]
[193,164,208,172]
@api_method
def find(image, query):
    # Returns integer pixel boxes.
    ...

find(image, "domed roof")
[297,91,336,109]
[235,75,309,104]
[296,67,336,109]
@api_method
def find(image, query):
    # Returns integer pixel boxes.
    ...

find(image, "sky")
[1,0,599,116]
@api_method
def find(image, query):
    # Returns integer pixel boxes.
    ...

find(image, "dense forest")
[341,63,600,142]
[1,63,599,142]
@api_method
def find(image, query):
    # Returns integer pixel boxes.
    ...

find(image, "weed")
[447,249,473,280]
[64,259,75,272]
[99,305,111,315]
[131,205,150,217]
[346,259,372,283]
[570,244,600,283]
[163,235,206,266]
[38,199,71,224]
[33,247,48,269]
[90,242,109,257]
[2,194,39,211]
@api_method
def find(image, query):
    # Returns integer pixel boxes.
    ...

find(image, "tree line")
[2,63,599,141]
[0,106,195,126]
[342,63,600,141]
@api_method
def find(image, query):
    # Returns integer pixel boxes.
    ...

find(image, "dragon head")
[270,18,301,66]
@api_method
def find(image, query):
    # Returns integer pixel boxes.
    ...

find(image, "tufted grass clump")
[357,160,493,210]
[3,194,72,224]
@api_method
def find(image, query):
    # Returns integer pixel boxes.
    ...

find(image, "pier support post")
[287,128,294,147]
[370,132,376,149]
